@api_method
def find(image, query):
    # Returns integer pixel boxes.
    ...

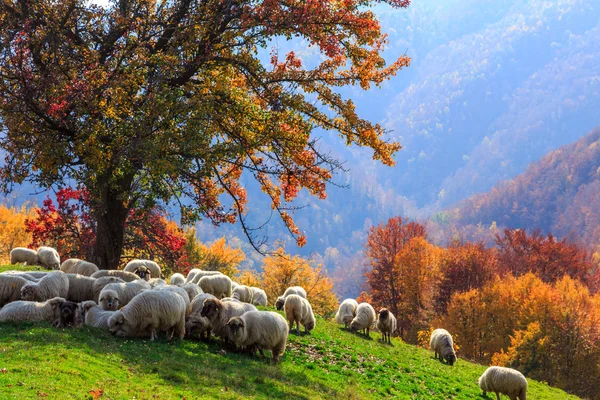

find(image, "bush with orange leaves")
[0,204,35,264]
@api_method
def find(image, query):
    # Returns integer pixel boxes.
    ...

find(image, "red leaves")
[89,388,104,399]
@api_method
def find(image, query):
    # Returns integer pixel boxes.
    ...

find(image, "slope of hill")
[449,127,600,248]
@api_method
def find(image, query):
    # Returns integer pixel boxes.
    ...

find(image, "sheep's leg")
[174,318,185,340]
[288,320,294,332]
[366,327,370,338]
[150,328,157,341]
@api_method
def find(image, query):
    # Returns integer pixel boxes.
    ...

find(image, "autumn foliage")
[0,204,36,264]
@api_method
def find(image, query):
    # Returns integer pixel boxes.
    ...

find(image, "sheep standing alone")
[124,259,161,279]
[250,287,268,307]
[36,246,61,270]
[335,299,358,328]
[429,328,457,366]
[232,285,253,303]
[20,271,69,302]
[284,294,316,334]
[9,247,38,266]
[225,311,289,362]
[169,273,185,286]
[199,274,232,298]
[0,297,65,324]
[99,279,151,311]
[90,270,141,282]
[376,308,397,344]
[107,290,186,341]
[200,298,257,339]
[60,259,99,276]
[275,286,307,310]
[478,366,528,400]
[350,303,376,337]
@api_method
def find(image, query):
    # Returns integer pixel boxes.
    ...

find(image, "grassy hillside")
[0,267,578,399]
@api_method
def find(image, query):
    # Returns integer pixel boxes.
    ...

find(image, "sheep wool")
[284,294,316,334]
[200,298,257,339]
[60,259,99,277]
[478,366,528,400]
[0,274,29,307]
[80,301,117,331]
[335,299,358,328]
[0,297,66,324]
[275,286,307,310]
[90,270,141,282]
[9,247,39,266]
[99,279,151,311]
[225,311,289,362]
[21,271,69,302]
[250,287,268,307]
[232,285,253,303]
[199,274,232,298]
[191,270,224,284]
[185,268,203,283]
[430,328,457,366]
[124,259,161,279]
[350,302,376,337]
[169,273,185,286]
[185,293,217,339]
[376,308,397,344]
[36,246,61,270]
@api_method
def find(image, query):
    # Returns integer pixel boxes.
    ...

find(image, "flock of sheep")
[3,246,527,399]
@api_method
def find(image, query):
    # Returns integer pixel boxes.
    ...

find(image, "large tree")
[0,0,409,269]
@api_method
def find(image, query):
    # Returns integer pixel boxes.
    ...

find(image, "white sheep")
[0,274,29,307]
[9,247,39,266]
[148,278,167,288]
[335,298,358,328]
[181,283,203,302]
[185,293,217,339]
[107,290,186,341]
[430,328,457,366]
[225,311,289,362]
[66,275,124,303]
[198,274,232,298]
[478,366,528,400]
[60,259,99,276]
[36,246,61,270]
[90,270,141,282]
[232,285,253,303]
[3,270,47,280]
[80,300,116,331]
[98,279,151,311]
[185,268,202,283]
[250,287,268,307]
[169,273,185,286]
[153,285,191,315]
[275,286,307,310]
[0,297,65,325]
[376,308,397,344]
[124,259,161,278]
[350,302,376,337]
[190,270,224,284]
[20,271,69,302]
[284,294,316,334]
[200,297,257,339]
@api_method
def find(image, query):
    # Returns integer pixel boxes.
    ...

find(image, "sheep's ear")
[238,320,245,328]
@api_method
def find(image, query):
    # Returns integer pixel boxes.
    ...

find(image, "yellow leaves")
[0,204,36,264]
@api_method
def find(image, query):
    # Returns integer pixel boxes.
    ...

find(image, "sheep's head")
[52,262,60,270]
[185,316,210,337]
[58,301,78,328]
[79,301,97,317]
[134,266,151,281]
[108,312,125,335]
[349,319,360,332]
[99,290,120,311]
[379,308,389,321]
[305,320,315,333]
[275,296,285,310]
[446,353,457,366]
[20,284,37,301]
[200,299,221,320]
[226,317,245,340]
[342,315,354,327]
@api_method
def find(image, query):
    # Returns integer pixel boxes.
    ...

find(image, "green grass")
[0,266,578,399]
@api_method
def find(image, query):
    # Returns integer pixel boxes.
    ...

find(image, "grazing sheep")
[185,293,217,339]
[9,247,39,266]
[190,270,223,284]
[66,274,125,303]
[0,274,30,307]
[478,366,528,400]
[90,270,141,282]
[430,328,457,366]
[376,308,397,344]
[60,259,99,277]
[232,285,253,303]
[169,273,185,286]
[107,290,186,341]
[36,246,61,270]
[0,297,65,324]
[124,259,161,278]
[185,268,202,283]
[200,298,257,339]
[80,301,116,331]
[350,303,376,337]
[99,279,151,311]
[335,299,358,328]
[199,274,232,298]
[181,283,203,302]
[56,300,79,328]
[275,286,307,310]
[284,294,316,334]
[250,287,268,307]
[225,311,289,362]
[21,271,69,302]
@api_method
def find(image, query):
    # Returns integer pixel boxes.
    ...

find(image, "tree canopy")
[0,0,409,268]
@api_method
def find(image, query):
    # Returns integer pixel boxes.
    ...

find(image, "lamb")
[275,286,307,310]
[478,366,528,400]
[198,274,232,298]
[60,259,99,276]
[9,247,39,266]
[21,271,69,302]
[0,274,29,307]
[225,311,289,362]
[200,298,257,339]
[284,294,316,334]
[350,302,376,337]
[66,275,125,303]
[376,308,397,344]
[250,287,268,307]
[80,301,116,331]
[36,246,61,270]
[185,293,217,339]
[98,279,151,311]
[190,270,224,284]
[429,328,457,366]
[181,283,203,302]
[231,285,253,303]
[335,299,358,328]
[107,290,186,341]
[0,297,65,324]
[169,273,185,286]
[124,259,161,278]
[90,270,141,282]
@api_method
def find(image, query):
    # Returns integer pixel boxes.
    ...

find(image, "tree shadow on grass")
[336,326,374,341]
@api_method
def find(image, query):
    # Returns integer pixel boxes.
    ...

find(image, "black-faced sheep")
[90,270,141,282]
[60,259,99,276]
[199,274,232,298]
[99,279,151,311]
[124,259,161,278]
[232,285,253,303]
[250,287,268,306]
[0,274,29,307]
[430,328,457,366]
[185,293,217,340]
[225,311,289,362]
[9,247,38,266]
[478,366,527,400]
[36,246,61,270]
[284,294,316,334]
[107,290,186,341]
[275,286,307,310]
[200,298,257,339]
[169,273,185,286]
[376,308,397,344]
[335,298,358,328]
[20,271,69,302]
[350,302,376,337]
[0,297,65,324]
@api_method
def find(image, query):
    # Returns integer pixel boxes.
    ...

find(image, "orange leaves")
[89,388,104,399]
[0,204,35,264]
